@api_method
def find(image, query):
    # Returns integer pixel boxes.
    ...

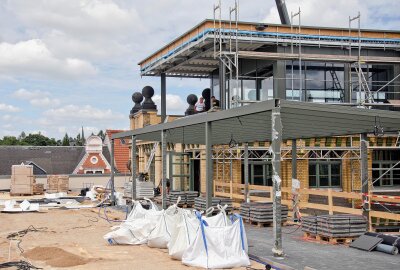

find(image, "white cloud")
[153,94,186,115]
[43,104,124,122]
[0,103,20,112]
[12,88,61,107]
[0,39,97,79]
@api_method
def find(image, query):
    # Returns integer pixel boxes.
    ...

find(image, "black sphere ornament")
[130,92,143,114]
[141,86,157,111]
[185,94,198,116]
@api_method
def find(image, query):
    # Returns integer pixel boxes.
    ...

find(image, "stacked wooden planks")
[47,175,69,193]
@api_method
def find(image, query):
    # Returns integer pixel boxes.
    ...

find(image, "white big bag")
[104,198,162,245]
[182,213,250,269]
[147,198,184,249]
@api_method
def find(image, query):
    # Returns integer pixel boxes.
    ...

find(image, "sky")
[0,0,399,139]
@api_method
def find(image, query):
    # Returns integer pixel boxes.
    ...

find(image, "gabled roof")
[0,146,112,176]
[105,130,130,174]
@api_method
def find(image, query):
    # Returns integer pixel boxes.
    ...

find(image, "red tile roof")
[106,130,130,174]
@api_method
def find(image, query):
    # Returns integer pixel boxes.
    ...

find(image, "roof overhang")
[112,99,400,145]
[138,20,400,78]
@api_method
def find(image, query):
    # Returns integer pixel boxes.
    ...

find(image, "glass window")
[309,161,342,188]
[372,150,400,187]
[261,77,274,101]
[243,80,257,101]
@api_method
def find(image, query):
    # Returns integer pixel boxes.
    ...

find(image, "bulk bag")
[182,214,250,269]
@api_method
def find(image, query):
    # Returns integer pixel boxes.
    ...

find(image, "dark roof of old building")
[0,146,111,175]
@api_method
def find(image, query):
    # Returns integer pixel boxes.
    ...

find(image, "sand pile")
[24,246,90,267]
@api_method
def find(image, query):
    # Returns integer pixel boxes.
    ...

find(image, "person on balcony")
[195,97,205,112]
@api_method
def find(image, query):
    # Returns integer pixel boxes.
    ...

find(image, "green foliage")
[62,133,70,146]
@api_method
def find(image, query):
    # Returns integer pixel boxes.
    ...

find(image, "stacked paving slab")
[302,214,368,238]
[240,202,289,224]
[167,191,199,207]
[194,197,233,214]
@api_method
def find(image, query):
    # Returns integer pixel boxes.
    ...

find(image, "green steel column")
[205,122,213,215]
[162,130,167,209]
[161,73,166,123]
[271,105,283,257]
[131,136,137,201]
[244,143,249,203]
[361,133,370,226]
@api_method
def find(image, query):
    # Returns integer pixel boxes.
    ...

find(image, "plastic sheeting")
[182,214,250,269]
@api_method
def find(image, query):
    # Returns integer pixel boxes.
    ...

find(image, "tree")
[18,131,26,141]
[0,136,19,145]
[22,133,57,146]
[97,130,105,141]
[76,133,82,146]
[62,133,70,146]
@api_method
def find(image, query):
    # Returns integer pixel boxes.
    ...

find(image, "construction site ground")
[1,191,399,270]
[0,197,264,270]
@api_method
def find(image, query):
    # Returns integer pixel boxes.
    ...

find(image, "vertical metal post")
[292,139,297,179]
[244,143,249,203]
[162,130,167,209]
[361,133,370,227]
[271,104,283,257]
[131,136,137,201]
[205,122,213,215]
[110,139,115,205]
[292,139,298,221]
[219,59,226,110]
[161,73,167,123]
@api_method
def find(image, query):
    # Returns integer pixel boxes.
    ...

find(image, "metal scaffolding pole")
[291,139,299,221]
[131,136,137,202]
[110,139,116,205]
[361,133,370,227]
[162,130,167,209]
[205,122,213,215]
[161,73,167,123]
[244,142,249,203]
[271,106,283,257]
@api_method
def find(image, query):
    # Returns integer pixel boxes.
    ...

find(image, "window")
[372,150,400,187]
[309,161,341,188]
[242,161,273,186]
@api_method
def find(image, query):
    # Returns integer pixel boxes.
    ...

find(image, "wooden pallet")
[303,232,355,244]
[10,193,34,196]
[245,219,287,228]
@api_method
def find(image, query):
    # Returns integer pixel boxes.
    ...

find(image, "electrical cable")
[6,225,48,253]
[0,260,42,270]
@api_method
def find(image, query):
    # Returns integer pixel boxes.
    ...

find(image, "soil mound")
[24,246,90,267]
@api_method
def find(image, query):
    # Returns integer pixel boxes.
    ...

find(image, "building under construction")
[112,0,400,257]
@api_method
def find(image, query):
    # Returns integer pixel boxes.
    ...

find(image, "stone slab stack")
[194,197,233,214]
[302,214,368,238]
[240,202,288,224]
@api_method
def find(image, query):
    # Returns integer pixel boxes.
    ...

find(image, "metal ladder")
[354,63,375,105]
[145,142,159,173]
[329,70,345,101]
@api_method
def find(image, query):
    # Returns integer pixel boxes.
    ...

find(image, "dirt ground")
[0,204,264,270]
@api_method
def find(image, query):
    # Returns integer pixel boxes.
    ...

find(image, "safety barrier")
[213,181,400,225]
